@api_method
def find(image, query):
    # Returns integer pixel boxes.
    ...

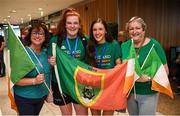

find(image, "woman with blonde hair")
[121,16,169,115]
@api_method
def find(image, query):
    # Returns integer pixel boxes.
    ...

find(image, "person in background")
[20,27,29,45]
[49,24,57,37]
[118,31,127,45]
[121,16,169,115]
[48,8,88,115]
[174,52,180,95]
[0,35,5,77]
[13,23,51,115]
[86,18,121,116]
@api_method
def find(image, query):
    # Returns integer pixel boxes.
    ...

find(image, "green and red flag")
[141,45,173,98]
[7,24,35,112]
[55,46,128,110]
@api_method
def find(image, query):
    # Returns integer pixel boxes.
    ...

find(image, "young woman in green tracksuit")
[48,8,88,115]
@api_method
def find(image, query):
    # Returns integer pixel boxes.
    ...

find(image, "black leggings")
[14,93,47,115]
[0,52,5,75]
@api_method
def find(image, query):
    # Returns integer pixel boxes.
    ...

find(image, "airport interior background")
[0,0,180,115]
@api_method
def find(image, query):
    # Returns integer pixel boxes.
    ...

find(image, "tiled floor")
[0,76,180,115]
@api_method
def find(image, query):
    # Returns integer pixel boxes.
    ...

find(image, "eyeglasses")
[31,32,45,36]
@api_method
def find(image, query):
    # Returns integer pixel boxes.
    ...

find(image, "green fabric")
[95,40,121,69]
[8,24,35,84]
[141,47,162,78]
[56,46,92,102]
[121,40,142,77]
[121,38,167,94]
[14,48,51,98]
[47,35,88,82]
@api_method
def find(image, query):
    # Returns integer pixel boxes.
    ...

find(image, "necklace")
[135,37,146,58]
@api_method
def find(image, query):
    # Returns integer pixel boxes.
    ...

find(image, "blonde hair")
[125,16,147,31]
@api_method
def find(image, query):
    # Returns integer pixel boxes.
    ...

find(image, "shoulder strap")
[82,37,87,49]
[27,47,44,74]
[81,36,87,55]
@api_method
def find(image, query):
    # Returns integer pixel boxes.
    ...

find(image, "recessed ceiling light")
[38,8,43,11]
[40,11,44,17]
[11,10,17,13]
[29,16,32,21]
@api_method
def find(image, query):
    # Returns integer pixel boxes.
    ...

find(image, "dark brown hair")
[86,18,113,67]
[25,22,50,48]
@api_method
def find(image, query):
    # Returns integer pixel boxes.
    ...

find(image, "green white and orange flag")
[141,44,173,98]
[55,46,127,110]
[7,24,35,112]
[122,39,141,95]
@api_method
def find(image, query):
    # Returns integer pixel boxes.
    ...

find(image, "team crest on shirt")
[61,45,66,50]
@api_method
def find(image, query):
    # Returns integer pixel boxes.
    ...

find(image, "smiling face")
[65,15,80,38]
[128,21,145,43]
[92,22,106,44]
[30,27,45,47]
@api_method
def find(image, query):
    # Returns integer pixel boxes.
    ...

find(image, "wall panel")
[72,0,118,34]
[71,0,179,61]
[118,0,180,61]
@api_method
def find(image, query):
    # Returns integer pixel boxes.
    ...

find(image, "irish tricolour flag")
[7,24,35,112]
[141,44,173,98]
[123,39,141,96]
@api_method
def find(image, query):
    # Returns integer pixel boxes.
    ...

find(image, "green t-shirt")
[121,38,167,94]
[47,35,89,82]
[95,40,121,69]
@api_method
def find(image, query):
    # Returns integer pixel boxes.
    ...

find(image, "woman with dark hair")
[48,8,88,115]
[13,23,51,115]
[86,18,121,115]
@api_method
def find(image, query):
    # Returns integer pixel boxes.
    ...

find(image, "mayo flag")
[141,45,173,98]
[7,24,35,112]
[55,46,128,110]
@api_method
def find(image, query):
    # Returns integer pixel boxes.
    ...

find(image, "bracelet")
[32,79,36,85]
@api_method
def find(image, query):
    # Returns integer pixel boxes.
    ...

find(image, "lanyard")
[28,47,45,74]
[95,44,106,68]
[66,36,78,57]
